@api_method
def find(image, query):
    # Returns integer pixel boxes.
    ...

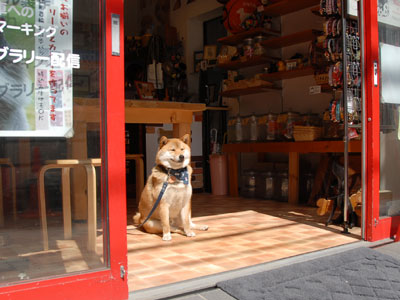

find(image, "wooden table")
[222,140,362,204]
[71,98,205,219]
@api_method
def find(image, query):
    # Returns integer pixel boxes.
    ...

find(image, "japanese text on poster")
[0,0,79,137]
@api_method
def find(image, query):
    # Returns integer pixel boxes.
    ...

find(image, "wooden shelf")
[261,29,321,49]
[263,0,320,17]
[220,84,281,97]
[310,5,322,16]
[260,66,315,81]
[218,27,280,45]
[222,140,362,153]
[218,55,279,70]
[205,106,230,111]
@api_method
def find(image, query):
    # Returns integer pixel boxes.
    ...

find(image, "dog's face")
[156,134,191,169]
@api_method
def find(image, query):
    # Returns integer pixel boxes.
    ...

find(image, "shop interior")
[0,0,372,294]
[123,0,363,293]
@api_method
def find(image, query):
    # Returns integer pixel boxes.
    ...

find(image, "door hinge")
[374,218,379,227]
[120,265,126,279]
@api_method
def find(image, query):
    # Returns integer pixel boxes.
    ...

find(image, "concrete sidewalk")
[130,240,400,300]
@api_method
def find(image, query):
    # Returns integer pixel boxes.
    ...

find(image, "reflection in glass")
[0,0,106,285]
[378,0,400,217]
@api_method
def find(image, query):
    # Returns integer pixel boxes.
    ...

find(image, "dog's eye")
[170,149,175,152]
[181,148,184,151]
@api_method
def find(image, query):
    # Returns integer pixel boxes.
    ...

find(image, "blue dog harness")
[136,165,189,228]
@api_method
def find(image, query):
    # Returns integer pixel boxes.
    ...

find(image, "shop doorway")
[124,0,362,293]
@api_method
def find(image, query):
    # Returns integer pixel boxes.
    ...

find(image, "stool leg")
[62,167,72,239]
[135,158,144,201]
[10,164,17,222]
[0,167,4,227]
[39,167,49,251]
[85,164,96,252]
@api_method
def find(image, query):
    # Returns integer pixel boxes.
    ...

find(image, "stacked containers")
[241,170,256,198]
[249,114,258,142]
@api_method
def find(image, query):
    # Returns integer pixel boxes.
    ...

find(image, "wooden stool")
[0,158,17,227]
[126,154,145,201]
[38,158,101,252]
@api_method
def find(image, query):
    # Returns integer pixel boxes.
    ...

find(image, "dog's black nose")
[179,155,184,162]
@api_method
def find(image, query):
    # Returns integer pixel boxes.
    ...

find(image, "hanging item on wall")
[173,0,181,10]
[222,0,261,34]
[147,60,164,89]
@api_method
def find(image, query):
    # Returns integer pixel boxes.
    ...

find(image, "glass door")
[0,0,128,298]
[363,0,400,241]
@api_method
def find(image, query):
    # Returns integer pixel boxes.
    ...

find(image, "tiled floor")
[126,194,361,292]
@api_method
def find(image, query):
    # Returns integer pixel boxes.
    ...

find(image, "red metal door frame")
[0,0,128,298]
[363,0,400,242]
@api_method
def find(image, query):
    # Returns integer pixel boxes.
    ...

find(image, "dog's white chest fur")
[164,183,192,218]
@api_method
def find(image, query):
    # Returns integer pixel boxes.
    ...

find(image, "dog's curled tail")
[133,212,141,225]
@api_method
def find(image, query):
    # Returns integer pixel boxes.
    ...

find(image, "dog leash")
[135,166,189,228]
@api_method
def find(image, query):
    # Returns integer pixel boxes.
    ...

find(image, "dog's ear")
[159,136,168,148]
[180,134,190,145]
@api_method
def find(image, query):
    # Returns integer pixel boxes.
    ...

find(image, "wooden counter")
[222,140,362,203]
[71,98,205,219]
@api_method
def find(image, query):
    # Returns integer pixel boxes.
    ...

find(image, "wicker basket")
[293,126,322,141]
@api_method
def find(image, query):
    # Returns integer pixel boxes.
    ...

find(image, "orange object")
[223,0,261,34]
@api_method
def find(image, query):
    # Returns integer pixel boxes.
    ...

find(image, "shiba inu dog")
[133,134,208,241]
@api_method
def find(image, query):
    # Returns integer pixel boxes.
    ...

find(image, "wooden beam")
[288,152,299,204]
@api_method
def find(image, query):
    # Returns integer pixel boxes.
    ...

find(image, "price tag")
[309,85,322,95]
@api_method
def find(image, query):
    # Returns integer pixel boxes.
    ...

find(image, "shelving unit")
[218,55,279,70]
[220,84,281,97]
[260,66,315,81]
[261,29,322,49]
[262,0,320,17]
[218,27,280,45]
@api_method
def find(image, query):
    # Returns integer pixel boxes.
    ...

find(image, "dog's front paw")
[191,223,209,231]
[185,231,196,237]
[162,232,172,241]
[198,225,209,231]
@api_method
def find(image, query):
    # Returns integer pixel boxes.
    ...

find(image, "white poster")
[0,0,78,137]
[378,0,400,27]
[380,43,400,104]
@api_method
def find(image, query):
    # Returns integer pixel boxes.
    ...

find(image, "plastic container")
[257,115,267,141]
[241,116,250,142]
[249,114,258,142]
[266,113,278,141]
[277,112,288,140]
[234,116,243,142]
[285,111,300,140]
[243,38,254,59]
[256,171,276,199]
[241,170,256,198]
[209,154,228,196]
[276,170,289,202]
[254,35,266,56]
